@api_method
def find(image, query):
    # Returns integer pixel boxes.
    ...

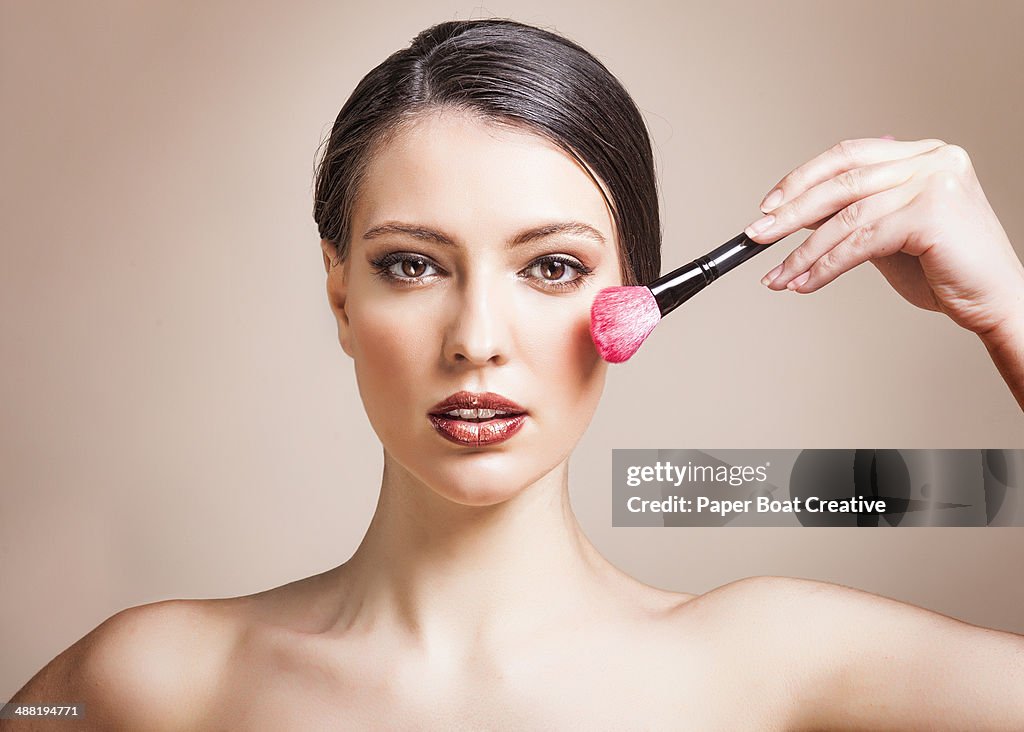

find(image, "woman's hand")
[743,137,1024,341]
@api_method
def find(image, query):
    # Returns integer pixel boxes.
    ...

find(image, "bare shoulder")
[678,575,1024,731]
[682,573,1024,663]
[682,573,892,617]
[4,599,241,731]
[689,573,1023,640]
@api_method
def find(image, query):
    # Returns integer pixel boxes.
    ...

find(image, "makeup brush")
[590,231,778,363]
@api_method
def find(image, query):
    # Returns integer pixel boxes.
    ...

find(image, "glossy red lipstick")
[428,391,527,447]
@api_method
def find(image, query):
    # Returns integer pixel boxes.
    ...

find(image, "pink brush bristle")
[589,286,662,363]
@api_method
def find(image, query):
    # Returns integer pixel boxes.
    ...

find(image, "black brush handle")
[648,232,777,318]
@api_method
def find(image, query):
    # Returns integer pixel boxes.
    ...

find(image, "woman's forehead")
[353,111,616,243]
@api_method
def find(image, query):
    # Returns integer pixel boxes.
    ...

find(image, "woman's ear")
[320,239,354,358]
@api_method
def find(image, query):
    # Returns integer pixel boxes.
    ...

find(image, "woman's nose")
[442,279,511,366]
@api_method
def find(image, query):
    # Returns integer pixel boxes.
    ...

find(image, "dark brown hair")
[312,18,661,286]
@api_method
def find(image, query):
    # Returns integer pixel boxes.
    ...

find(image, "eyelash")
[369,252,595,292]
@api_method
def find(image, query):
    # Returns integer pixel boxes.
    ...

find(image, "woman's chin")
[435,489,521,508]
[426,472,531,508]
[382,431,571,507]
[408,460,541,507]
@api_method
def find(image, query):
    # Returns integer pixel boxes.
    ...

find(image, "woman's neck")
[325,452,637,660]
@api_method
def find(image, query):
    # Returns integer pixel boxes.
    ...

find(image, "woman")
[7,18,1023,731]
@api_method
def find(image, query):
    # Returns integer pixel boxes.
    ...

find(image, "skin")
[745,136,1024,410]
[6,114,1024,731]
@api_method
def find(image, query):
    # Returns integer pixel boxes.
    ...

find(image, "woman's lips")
[428,413,527,446]
[428,390,526,415]
[427,390,528,446]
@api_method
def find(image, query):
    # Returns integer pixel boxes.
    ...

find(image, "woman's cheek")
[350,304,431,431]
[531,302,605,399]
[351,295,435,370]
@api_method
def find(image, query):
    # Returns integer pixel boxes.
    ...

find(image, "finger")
[762,182,920,290]
[745,144,953,245]
[757,137,946,214]
[791,203,918,293]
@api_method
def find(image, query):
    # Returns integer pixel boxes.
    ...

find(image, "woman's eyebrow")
[361,221,606,248]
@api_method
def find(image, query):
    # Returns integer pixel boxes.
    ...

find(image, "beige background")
[2,0,1023,699]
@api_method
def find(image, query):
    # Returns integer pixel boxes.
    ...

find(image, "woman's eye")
[370,253,440,283]
[538,260,567,280]
[370,252,593,291]
[523,256,593,291]
[395,258,430,278]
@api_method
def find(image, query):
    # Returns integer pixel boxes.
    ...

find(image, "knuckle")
[836,168,862,197]
[850,223,875,250]
[815,246,848,281]
[787,247,809,271]
[834,139,861,161]
[938,143,972,174]
[838,200,861,230]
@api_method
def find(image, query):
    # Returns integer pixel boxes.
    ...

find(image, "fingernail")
[745,214,775,238]
[761,264,783,286]
[760,188,783,212]
[787,272,811,290]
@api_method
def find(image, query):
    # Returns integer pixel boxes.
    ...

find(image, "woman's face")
[322,109,624,506]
